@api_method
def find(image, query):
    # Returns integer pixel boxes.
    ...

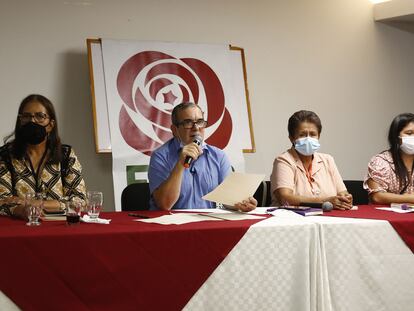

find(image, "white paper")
[267,209,305,219]
[135,213,224,225]
[134,212,265,225]
[81,215,111,224]
[390,203,414,209]
[173,208,229,213]
[202,172,265,206]
[376,207,414,214]
[197,213,265,221]
[247,207,269,215]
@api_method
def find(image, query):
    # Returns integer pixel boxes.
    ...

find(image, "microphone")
[183,136,202,168]
[299,201,333,212]
[322,201,333,211]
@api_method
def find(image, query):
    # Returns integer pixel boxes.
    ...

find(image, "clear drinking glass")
[86,191,103,219]
[26,193,43,226]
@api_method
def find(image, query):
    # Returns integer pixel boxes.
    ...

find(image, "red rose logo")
[116,51,232,156]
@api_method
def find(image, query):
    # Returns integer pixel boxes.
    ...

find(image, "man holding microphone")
[148,102,257,211]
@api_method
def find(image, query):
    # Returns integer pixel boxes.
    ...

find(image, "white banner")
[101,39,248,211]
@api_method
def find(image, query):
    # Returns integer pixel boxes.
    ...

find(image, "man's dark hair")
[288,110,322,137]
[171,102,203,126]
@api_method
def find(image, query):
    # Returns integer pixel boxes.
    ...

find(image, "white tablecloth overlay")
[185,215,414,311]
[315,216,414,311]
[0,291,19,311]
[185,216,321,310]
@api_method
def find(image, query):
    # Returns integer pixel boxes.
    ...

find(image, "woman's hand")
[1,196,25,206]
[1,196,27,218]
[0,196,53,219]
[401,192,414,202]
[329,193,353,210]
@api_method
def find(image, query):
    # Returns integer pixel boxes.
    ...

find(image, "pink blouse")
[364,151,414,195]
[270,149,347,206]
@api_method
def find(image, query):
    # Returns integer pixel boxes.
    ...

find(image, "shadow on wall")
[381,21,414,34]
[58,50,115,211]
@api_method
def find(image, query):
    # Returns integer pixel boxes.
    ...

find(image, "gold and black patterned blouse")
[0,144,86,216]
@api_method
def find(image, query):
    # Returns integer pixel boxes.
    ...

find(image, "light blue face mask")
[294,136,320,156]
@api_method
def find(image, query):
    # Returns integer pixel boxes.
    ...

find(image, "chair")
[253,180,272,207]
[121,182,151,211]
[343,180,369,205]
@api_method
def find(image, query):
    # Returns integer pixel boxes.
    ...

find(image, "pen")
[128,213,150,219]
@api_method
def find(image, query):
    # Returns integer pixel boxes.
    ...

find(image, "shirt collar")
[289,147,323,175]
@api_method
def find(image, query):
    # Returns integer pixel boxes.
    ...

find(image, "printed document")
[202,172,265,206]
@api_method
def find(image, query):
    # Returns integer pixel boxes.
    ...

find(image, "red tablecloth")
[324,205,414,252]
[0,211,264,311]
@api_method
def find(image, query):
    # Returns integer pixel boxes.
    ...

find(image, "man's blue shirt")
[148,138,231,210]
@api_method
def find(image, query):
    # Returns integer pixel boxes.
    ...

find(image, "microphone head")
[192,135,203,146]
[322,201,333,212]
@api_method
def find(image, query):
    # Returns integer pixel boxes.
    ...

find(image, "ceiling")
[374,0,414,33]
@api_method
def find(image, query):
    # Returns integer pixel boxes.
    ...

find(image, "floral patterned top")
[364,150,414,195]
[0,144,86,216]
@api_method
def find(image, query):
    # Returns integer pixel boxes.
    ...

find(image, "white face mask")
[400,136,414,155]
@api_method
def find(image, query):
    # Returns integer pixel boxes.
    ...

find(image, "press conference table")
[1,206,414,311]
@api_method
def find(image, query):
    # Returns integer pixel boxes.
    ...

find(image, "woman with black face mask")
[0,94,86,219]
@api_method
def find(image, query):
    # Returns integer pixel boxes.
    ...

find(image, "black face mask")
[17,122,47,145]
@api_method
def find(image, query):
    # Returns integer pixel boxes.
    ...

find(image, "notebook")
[267,206,323,216]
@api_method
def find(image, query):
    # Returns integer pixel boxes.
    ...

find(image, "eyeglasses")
[177,119,207,129]
[19,112,49,124]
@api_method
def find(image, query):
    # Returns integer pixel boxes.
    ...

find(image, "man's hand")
[233,197,257,212]
[179,141,203,164]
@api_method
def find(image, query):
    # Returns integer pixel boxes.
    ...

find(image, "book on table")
[268,206,323,216]
[284,207,323,216]
[41,209,66,221]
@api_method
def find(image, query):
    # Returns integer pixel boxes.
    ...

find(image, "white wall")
[1,0,413,210]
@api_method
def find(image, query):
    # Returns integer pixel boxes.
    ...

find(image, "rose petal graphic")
[145,62,199,104]
[119,106,161,155]
[134,88,171,129]
[152,124,173,143]
[116,50,233,155]
[117,51,174,110]
[149,78,173,101]
[182,58,224,125]
[205,108,232,149]
[179,84,190,102]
